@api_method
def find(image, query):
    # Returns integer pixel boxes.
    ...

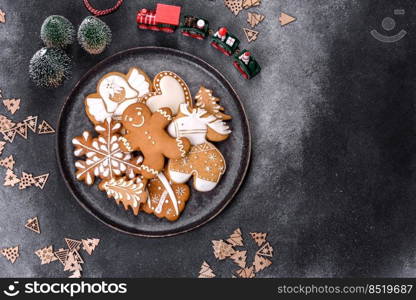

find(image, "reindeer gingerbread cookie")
[167,101,231,192]
[119,102,191,179]
[85,67,152,124]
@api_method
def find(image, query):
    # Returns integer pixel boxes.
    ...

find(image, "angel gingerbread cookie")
[142,172,190,221]
[167,104,231,192]
[119,102,191,179]
[140,71,192,115]
[85,67,152,124]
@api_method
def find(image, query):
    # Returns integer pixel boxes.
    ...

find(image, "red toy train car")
[136,3,181,33]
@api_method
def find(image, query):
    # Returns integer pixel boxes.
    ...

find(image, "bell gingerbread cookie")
[99,176,147,215]
[72,119,142,185]
[119,103,191,179]
[142,172,190,221]
[168,142,226,192]
[85,67,152,124]
[140,71,192,115]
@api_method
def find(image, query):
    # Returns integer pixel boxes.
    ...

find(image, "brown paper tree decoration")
[250,232,267,246]
[24,116,38,133]
[242,0,261,9]
[15,123,28,139]
[256,242,273,257]
[235,266,255,278]
[230,250,247,268]
[35,246,57,264]
[0,155,15,169]
[227,228,244,246]
[212,240,235,260]
[243,28,259,42]
[0,10,5,23]
[1,246,19,263]
[54,248,69,265]
[3,98,20,114]
[4,169,20,187]
[19,172,35,190]
[224,0,243,16]
[64,251,83,272]
[82,238,100,255]
[38,120,55,134]
[247,12,265,28]
[65,238,82,251]
[25,216,40,234]
[33,173,49,189]
[253,254,272,272]
[198,261,216,278]
[0,141,5,156]
[0,114,15,131]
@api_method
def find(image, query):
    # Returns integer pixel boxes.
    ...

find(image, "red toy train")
[136,3,261,79]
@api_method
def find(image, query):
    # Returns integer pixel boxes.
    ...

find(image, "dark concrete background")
[1,0,416,277]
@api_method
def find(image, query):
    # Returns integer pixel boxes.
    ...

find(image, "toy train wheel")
[138,24,149,30]
[233,61,249,79]
[150,25,161,31]
[161,27,175,33]
[210,42,231,56]
[182,31,204,40]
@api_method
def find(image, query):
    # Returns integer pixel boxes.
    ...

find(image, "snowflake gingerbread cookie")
[119,102,191,179]
[85,67,153,124]
[72,119,143,185]
[142,172,190,221]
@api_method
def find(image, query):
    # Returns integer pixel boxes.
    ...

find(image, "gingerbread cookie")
[72,119,142,185]
[142,172,190,221]
[168,142,226,192]
[119,103,191,179]
[168,104,232,145]
[99,176,147,215]
[140,71,192,115]
[195,86,232,121]
[85,67,152,124]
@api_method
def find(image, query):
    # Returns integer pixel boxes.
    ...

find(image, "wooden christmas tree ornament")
[35,245,57,264]
[0,155,15,170]
[212,240,235,260]
[38,120,55,134]
[226,228,244,246]
[82,238,100,255]
[33,173,49,189]
[1,246,19,263]
[25,216,40,234]
[198,261,216,278]
[230,250,247,268]
[4,169,20,187]
[242,0,261,9]
[54,248,69,265]
[243,28,259,43]
[0,141,5,156]
[247,12,265,28]
[235,266,255,278]
[256,242,273,257]
[65,238,82,251]
[279,12,296,26]
[250,232,267,246]
[15,122,28,139]
[2,98,20,114]
[224,0,243,16]
[19,172,36,190]
[0,10,5,23]
[24,116,38,132]
[69,269,82,278]
[253,254,272,273]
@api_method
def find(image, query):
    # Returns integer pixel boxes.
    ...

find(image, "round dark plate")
[56,47,251,237]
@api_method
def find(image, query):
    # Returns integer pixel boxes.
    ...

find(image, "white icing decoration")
[127,68,151,96]
[145,75,187,114]
[157,172,179,216]
[194,178,217,192]
[168,170,192,184]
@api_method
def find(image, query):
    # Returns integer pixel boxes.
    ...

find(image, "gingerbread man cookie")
[140,71,192,115]
[119,103,191,179]
[85,67,152,124]
[142,172,190,221]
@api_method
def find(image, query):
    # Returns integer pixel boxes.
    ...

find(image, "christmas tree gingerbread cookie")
[85,67,152,124]
[119,102,191,179]
[142,172,190,221]
[140,71,192,115]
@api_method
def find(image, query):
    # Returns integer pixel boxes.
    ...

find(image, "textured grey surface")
[1,0,416,277]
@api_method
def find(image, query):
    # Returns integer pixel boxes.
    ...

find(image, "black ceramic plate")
[56,47,251,237]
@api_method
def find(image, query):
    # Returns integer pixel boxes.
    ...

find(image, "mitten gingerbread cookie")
[85,67,152,124]
[142,172,190,221]
[140,71,192,115]
[168,142,226,192]
[119,103,191,179]
[72,119,142,185]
